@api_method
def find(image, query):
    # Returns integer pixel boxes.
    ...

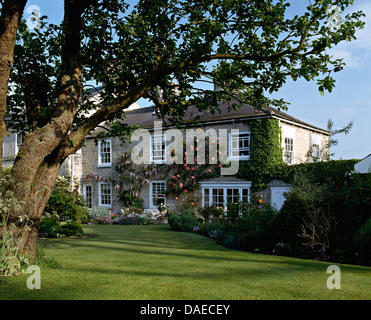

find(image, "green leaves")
[6,0,365,137]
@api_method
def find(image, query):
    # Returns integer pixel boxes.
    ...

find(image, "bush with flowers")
[164,137,226,199]
[88,212,118,225]
[87,206,159,225]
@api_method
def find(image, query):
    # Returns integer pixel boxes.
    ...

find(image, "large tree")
[0,0,364,257]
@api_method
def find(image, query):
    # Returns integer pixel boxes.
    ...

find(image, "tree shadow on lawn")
[39,235,371,276]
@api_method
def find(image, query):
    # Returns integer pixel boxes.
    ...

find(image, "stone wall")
[76,118,330,213]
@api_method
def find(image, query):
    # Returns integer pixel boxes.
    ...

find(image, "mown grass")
[0,224,370,300]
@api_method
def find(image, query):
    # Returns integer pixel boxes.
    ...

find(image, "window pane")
[85,185,92,209]
[152,182,166,207]
[284,138,294,164]
[242,189,249,202]
[152,135,166,162]
[231,133,250,157]
[204,188,210,206]
[100,141,111,164]
[312,144,320,159]
[100,183,111,205]
[226,188,240,204]
[212,189,224,207]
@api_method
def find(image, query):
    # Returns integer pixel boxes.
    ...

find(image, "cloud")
[327,1,371,68]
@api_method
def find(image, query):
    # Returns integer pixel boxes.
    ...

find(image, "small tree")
[305,118,354,162]
[290,173,337,252]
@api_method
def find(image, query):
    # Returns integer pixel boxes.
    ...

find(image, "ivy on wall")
[237,118,358,192]
[237,118,285,192]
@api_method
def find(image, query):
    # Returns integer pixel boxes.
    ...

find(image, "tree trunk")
[7,0,93,258]
[13,152,65,259]
[0,0,27,165]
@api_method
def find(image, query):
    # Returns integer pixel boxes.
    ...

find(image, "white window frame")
[284,137,294,165]
[150,134,166,164]
[311,133,321,161]
[98,182,112,208]
[229,131,251,160]
[15,133,23,155]
[200,181,251,209]
[312,143,320,160]
[150,180,166,208]
[283,125,296,165]
[97,139,112,167]
[83,184,93,209]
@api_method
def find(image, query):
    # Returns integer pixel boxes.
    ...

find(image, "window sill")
[99,204,112,209]
[97,163,112,168]
[228,156,250,161]
[150,160,166,164]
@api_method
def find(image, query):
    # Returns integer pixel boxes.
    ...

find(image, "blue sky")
[23,0,371,160]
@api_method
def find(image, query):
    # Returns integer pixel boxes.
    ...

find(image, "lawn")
[0,224,370,300]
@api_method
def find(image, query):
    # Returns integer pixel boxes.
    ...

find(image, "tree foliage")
[4,0,365,136]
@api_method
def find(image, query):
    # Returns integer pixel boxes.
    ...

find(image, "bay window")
[201,182,251,208]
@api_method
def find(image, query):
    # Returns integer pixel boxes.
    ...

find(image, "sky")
[22,0,371,160]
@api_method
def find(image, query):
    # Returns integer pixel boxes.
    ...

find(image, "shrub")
[354,218,371,250]
[116,216,145,225]
[45,176,88,223]
[199,200,277,252]
[270,190,307,245]
[353,218,371,266]
[38,218,63,238]
[168,210,200,232]
[200,222,228,244]
[199,206,224,222]
[60,221,84,237]
[39,217,84,238]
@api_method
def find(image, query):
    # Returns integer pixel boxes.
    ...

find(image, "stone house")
[1,96,330,214]
[77,101,330,214]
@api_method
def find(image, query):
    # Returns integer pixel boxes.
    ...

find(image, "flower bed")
[87,208,166,225]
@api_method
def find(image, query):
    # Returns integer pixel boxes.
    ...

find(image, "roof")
[108,101,330,135]
[354,153,371,174]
